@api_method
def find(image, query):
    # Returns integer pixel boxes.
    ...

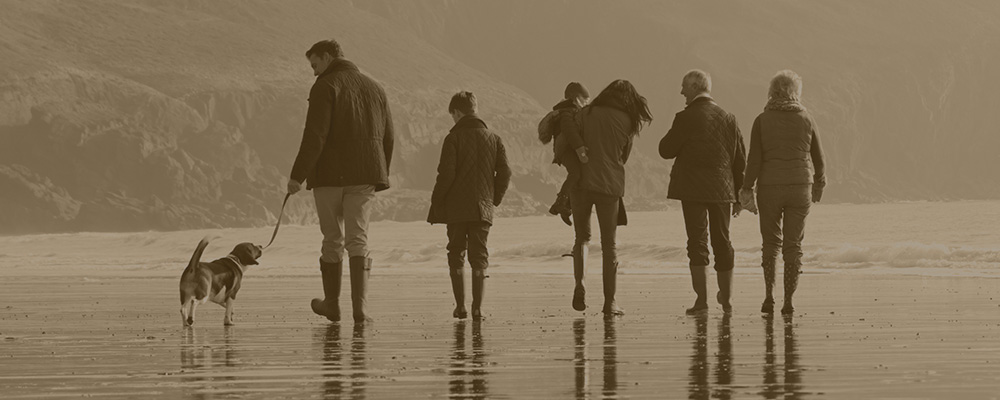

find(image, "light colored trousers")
[313,185,375,263]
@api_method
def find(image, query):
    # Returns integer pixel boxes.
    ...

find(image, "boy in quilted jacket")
[428,91,512,320]
[540,82,590,225]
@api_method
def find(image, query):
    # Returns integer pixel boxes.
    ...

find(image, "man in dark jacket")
[428,91,511,320]
[289,39,395,324]
[659,69,746,315]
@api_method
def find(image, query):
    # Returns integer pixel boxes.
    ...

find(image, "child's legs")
[559,154,582,196]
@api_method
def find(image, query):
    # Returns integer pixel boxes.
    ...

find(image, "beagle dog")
[179,236,261,326]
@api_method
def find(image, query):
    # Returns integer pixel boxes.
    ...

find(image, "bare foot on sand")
[472,308,485,320]
[454,306,468,319]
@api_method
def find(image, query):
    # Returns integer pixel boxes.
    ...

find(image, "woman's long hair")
[589,79,653,135]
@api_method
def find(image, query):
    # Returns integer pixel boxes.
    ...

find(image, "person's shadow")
[760,314,803,399]
[449,320,489,398]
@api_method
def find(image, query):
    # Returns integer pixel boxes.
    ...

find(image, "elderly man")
[659,70,746,315]
[288,39,395,323]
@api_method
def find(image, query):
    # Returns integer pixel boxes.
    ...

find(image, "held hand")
[732,201,743,218]
[740,188,758,215]
[812,187,823,203]
[287,179,303,195]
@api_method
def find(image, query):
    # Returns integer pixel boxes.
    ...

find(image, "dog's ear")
[233,243,260,266]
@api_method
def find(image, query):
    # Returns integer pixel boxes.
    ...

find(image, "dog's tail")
[185,235,215,273]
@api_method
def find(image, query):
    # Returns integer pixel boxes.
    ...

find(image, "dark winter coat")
[290,59,395,191]
[551,99,585,165]
[427,115,512,225]
[577,105,635,197]
[742,109,826,190]
[659,96,746,203]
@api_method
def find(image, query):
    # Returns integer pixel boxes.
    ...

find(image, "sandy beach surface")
[2,203,1000,399]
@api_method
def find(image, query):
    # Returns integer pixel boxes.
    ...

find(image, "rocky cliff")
[1,0,998,234]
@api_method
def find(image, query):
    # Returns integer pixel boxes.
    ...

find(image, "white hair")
[769,69,803,100]
[683,69,712,93]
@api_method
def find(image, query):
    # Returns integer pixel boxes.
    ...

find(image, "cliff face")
[1,1,998,234]
[358,0,1000,202]
[0,0,564,234]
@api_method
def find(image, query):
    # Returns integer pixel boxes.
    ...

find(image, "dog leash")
[263,193,291,249]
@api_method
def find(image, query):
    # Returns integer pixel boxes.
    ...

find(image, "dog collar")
[225,254,244,268]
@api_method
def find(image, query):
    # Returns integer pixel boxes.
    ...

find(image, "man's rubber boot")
[686,265,709,315]
[311,259,342,321]
[471,268,486,320]
[349,256,372,323]
[717,268,733,313]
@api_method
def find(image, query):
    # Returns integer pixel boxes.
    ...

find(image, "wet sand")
[2,271,998,399]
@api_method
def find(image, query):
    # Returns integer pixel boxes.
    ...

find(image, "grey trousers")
[313,185,375,263]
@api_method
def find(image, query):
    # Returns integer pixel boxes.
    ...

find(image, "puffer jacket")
[427,115,512,225]
[659,96,746,203]
[577,105,634,197]
[742,109,826,190]
[290,59,394,191]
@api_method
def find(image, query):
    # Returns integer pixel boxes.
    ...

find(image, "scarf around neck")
[765,97,806,112]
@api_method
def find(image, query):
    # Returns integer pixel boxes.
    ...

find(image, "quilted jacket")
[742,109,826,190]
[427,115,512,225]
[659,96,746,203]
[290,59,395,191]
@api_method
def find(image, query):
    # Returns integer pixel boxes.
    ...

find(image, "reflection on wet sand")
[449,319,489,398]
[573,318,589,399]
[179,326,239,399]
[689,313,710,400]
[602,318,619,399]
[688,313,734,400]
[318,323,368,399]
[761,314,804,399]
[714,313,733,400]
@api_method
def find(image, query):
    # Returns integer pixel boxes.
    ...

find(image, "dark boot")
[471,269,486,320]
[761,260,776,313]
[782,265,800,315]
[572,244,588,311]
[549,193,573,226]
[602,261,624,317]
[686,265,709,315]
[311,259,342,321]
[450,266,467,319]
[717,268,733,313]
[349,256,372,323]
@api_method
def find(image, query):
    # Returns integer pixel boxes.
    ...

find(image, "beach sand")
[2,203,1000,398]
[2,272,998,399]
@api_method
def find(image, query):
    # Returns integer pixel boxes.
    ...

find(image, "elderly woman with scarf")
[569,79,653,317]
[741,70,827,315]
